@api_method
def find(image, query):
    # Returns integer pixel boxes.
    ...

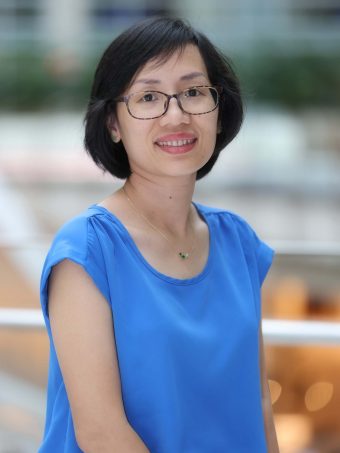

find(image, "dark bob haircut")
[84,17,243,180]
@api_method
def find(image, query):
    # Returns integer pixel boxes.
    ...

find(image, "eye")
[140,92,159,102]
[184,87,202,97]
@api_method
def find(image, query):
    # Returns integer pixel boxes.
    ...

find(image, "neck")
[123,173,197,239]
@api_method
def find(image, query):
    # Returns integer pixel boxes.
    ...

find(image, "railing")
[0,309,340,345]
[0,308,44,330]
[272,240,340,258]
[1,241,340,345]
[2,237,340,255]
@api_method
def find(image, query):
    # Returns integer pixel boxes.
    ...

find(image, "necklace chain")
[122,186,195,260]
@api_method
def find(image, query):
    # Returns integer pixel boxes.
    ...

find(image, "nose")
[159,96,190,126]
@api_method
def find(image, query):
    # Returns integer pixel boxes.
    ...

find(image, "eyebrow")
[132,71,207,86]
[180,71,207,81]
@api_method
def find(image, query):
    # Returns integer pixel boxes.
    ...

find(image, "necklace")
[122,186,195,260]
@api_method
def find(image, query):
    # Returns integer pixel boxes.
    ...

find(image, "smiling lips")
[155,133,197,154]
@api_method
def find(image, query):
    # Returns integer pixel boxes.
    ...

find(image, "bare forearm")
[263,390,280,452]
[110,422,150,453]
[264,412,280,452]
[77,419,150,453]
[259,326,280,452]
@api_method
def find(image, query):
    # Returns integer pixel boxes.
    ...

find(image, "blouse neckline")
[89,202,214,286]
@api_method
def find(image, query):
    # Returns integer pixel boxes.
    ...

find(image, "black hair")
[84,16,243,180]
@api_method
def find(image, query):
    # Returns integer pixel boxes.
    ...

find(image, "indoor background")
[0,1,340,452]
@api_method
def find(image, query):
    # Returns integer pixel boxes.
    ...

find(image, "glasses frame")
[115,85,222,120]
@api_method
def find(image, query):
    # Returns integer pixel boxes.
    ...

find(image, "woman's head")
[84,17,243,180]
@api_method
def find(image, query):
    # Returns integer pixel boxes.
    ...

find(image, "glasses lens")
[128,91,167,119]
[180,86,219,115]
[125,87,219,119]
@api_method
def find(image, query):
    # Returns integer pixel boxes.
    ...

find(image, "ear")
[107,114,121,143]
[217,121,222,134]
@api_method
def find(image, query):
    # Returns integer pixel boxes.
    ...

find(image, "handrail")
[0,308,44,329]
[1,241,339,343]
[271,241,340,258]
[0,308,340,345]
[0,237,52,249]
[263,319,340,345]
[1,239,340,257]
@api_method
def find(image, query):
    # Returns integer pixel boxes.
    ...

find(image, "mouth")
[155,135,197,154]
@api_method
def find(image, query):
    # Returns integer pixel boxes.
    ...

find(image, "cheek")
[205,110,218,130]
[202,121,219,157]
[118,117,140,146]
[120,123,154,159]
[202,118,218,144]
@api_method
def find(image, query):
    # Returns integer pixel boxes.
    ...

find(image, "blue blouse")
[38,202,274,453]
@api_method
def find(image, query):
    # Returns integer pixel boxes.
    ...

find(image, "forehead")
[130,45,209,86]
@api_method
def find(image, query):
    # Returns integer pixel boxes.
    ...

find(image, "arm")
[259,323,280,453]
[49,259,150,453]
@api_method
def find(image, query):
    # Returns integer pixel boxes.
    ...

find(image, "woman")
[39,17,279,453]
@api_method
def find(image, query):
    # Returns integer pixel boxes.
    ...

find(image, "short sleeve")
[228,213,275,323]
[40,214,111,323]
[232,214,275,287]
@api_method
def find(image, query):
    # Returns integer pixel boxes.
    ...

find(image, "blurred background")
[0,1,340,452]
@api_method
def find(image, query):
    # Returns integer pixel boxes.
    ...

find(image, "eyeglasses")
[115,85,221,120]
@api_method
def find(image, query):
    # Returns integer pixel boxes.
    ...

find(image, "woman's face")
[111,44,219,180]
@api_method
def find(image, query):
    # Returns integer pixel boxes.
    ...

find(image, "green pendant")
[179,252,189,260]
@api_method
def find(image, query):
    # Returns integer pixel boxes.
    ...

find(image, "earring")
[111,131,120,143]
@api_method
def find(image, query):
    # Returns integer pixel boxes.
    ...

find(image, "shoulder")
[196,202,275,285]
[48,207,103,262]
[41,206,113,320]
[195,201,255,236]
[43,205,116,287]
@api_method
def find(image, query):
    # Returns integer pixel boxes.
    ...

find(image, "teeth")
[157,139,195,147]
